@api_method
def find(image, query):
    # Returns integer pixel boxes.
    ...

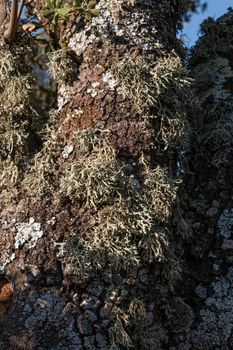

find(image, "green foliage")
[42,0,99,30]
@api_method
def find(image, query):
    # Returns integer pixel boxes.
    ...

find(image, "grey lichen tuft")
[56,132,182,282]
[114,53,193,154]
[57,132,121,208]
[48,49,79,83]
[0,37,34,204]
[108,297,168,350]
[23,124,63,200]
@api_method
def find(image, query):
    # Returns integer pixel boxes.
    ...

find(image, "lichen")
[113,54,192,153]
[217,209,233,239]
[14,218,44,250]
[57,133,182,281]
[23,124,63,200]
[48,49,79,83]
[57,131,121,208]
[0,37,34,205]
[191,267,233,349]
[108,297,168,350]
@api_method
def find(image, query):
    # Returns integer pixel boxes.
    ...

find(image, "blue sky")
[181,0,233,47]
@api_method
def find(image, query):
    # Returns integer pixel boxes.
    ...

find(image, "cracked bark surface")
[167,10,233,350]
[0,1,192,349]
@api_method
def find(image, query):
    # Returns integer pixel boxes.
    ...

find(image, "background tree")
[174,10,233,349]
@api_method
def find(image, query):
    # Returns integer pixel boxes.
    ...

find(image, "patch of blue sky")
[180,0,233,48]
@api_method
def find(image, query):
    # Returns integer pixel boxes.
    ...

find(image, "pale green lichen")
[108,297,167,350]
[57,134,181,281]
[48,49,79,83]
[0,39,33,204]
[57,133,121,208]
[0,49,15,80]
[114,54,192,153]
[23,126,63,200]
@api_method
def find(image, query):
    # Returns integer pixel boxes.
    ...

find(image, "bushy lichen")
[108,297,167,350]
[0,37,34,204]
[56,131,182,281]
[57,132,121,208]
[23,124,63,200]
[114,53,192,154]
[48,49,79,83]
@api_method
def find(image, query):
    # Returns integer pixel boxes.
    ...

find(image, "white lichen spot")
[14,217,43,250]
[217,209,233,238]
[57,85,71,111]
[0,252,15,272]
[102,71,118,90]
[69,31,98,56]
[62,145,74,159]
[87,82,101,97]
[92,82,100,89]
[68,0,161,59]
[47,216,57,226]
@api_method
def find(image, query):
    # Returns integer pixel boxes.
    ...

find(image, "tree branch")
[4,0,23,42]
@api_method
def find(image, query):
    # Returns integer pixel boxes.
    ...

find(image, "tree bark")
[0,1,194,349]
[170,9,233,350]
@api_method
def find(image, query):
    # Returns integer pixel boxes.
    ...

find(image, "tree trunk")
[0,1,194,349]
[171,10,233,350]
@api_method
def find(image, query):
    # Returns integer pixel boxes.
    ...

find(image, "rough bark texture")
[170,10,233,350]
[4,1,233,350]
[0,1,195,349]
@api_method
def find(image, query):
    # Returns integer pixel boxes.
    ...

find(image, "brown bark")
[0,1,193,349]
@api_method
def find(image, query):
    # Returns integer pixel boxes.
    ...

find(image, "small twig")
[4,0,24,42]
